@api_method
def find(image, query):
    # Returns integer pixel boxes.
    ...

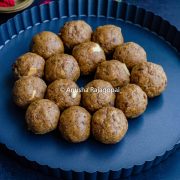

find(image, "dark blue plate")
[0,0,180,179]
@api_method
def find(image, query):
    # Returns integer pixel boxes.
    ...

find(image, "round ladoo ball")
[82,80,115,112]
[72,42,106,75]
[26,99,60,134]
[45,53,80,82]
[59,106,91,143]
[60,20,92,49]
[131,62,167,98]
[12,76,47,108]
[12,52,45,79]
[113,42,147,69]
[92,107,128,144]
[32,31,64,59]
[92,25,124,54]
[45,79,81,110]
[95,60,130,88]
[116,84,148,118]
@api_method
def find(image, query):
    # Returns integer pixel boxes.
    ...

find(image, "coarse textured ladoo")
[12,76,47,108]
[72,41,106,75]
[116,84,148,118]
[60,20,92,49]
[92,107,128,144]
[95,60,130,88]
[92,25,124,55]
[12,52,45,79]
[32,31,64,59]
[45,79,81,111]
[82,79,115,112]
[131,62,167,98]
[113,42,147,69]
[26,99,60,134]
[45,53,80,82]
[59,106,91,143]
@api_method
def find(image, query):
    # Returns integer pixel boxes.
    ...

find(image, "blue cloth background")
[0,0,180,179]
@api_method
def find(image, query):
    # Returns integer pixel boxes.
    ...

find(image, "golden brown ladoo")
[12,76,47,108]
[82,79,115,112]
[26,99,60,134]
[12,52,45,79]
[45,79,81,111]
[113,42,147,69]
[131,62,167,98]
[72,42,106,75]
[45,53,80,82]
[116,84,148,118]
[59,106,91,143]
[60,20,92,49]
[32,31,64,59]
[92,107,128,144]
[95,60,130,88]
[92,25,124,54]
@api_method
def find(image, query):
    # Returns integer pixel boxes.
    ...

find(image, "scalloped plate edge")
[0,0,180,179]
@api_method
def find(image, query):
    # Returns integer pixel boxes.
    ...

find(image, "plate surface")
[0,0,180,178]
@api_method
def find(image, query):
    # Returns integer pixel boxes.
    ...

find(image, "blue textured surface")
[0,0,179,180]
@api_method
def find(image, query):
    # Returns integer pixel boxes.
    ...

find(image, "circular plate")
[0,0,180,179]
